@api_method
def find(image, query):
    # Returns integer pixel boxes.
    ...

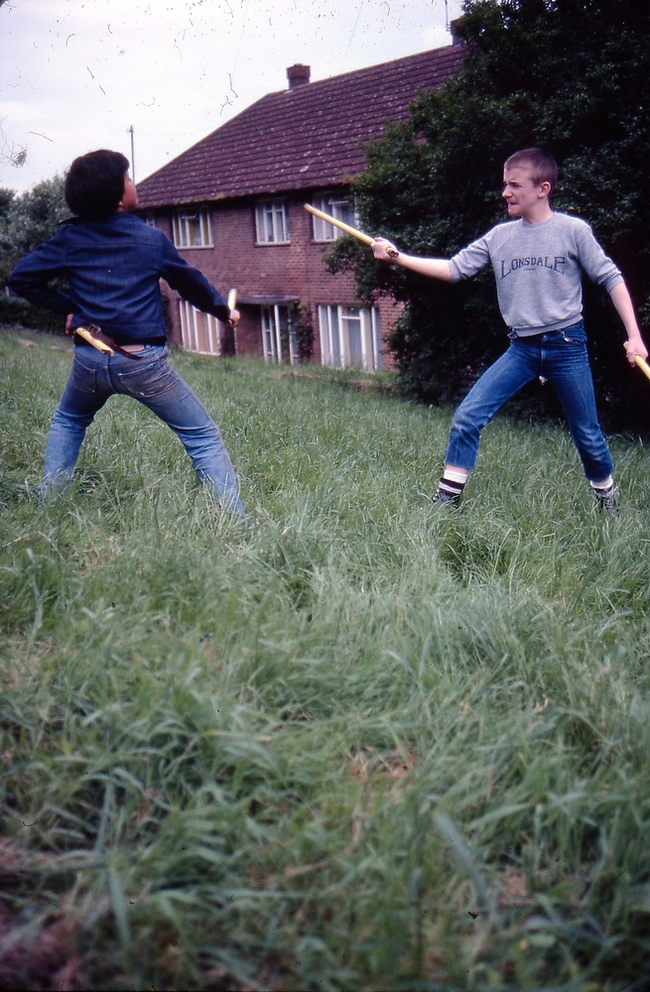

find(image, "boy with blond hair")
[372,147,647,514]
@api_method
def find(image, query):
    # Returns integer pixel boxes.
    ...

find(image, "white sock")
[590,476,614,491]
[444,467,469,485]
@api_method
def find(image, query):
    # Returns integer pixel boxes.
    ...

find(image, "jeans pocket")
[560,321,587,345]
[116,359,177,399]
[71,357,97,394]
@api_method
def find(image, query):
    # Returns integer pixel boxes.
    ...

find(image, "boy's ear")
[539,181,552,198]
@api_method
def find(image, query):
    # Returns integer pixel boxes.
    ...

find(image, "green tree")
[0,186,14,221]
[0,187,16,274]
[1,176,68,331]
[333,0,650,430]
[2,175,67,277]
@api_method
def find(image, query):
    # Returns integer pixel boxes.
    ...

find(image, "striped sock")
[433,468,468,506]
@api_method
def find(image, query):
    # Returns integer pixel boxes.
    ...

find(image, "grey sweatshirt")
[449,212,623,336]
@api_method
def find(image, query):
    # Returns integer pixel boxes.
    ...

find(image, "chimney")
[449,18,464,46]
[287,64,310,90]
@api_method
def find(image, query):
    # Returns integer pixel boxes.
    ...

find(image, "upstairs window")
[255,199,289,244]
[310,193,357,242]
[172,209,212,248]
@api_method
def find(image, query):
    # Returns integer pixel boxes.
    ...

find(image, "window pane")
[261,307,275,361]
[173,209,210,248]
[318,304,382,371]
[256,200,288,243]
[347,315,363,366]
[311,193,355,241]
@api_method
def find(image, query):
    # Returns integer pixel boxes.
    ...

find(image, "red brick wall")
[157,197,402,368]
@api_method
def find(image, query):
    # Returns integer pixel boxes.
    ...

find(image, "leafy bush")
[0,176,67,285]
[333,0,650,433]
[0,295,65,334]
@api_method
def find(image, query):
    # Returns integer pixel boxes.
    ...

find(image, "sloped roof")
[136,42,464,209]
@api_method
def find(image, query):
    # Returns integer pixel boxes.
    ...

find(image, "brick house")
[136,32,464,371]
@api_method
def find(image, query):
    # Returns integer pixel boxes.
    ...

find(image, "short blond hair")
[505,148,558,192]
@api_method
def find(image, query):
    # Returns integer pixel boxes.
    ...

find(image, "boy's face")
[118,172,138,212]
[502,164,550,221]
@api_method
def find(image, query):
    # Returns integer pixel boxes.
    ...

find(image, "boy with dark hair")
[8,149,246,516]
[64,148,131,220]
[372,147,647,514]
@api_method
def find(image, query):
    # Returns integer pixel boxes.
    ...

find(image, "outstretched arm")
[610,282,648,364]
[371,237,453,282]
[8,241,74,316]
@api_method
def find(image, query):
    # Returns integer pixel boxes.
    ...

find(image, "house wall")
[156,196,402,368]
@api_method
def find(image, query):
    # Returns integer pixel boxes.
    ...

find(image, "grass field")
[1,326,649,991]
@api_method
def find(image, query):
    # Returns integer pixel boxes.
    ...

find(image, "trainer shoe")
[431,488,461,508]
[593,483,619,516]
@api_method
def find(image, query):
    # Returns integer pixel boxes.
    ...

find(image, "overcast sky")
[1,0,462,196]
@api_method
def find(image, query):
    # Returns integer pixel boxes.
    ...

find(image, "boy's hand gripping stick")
[625,344,650,382]
[634,354,650,381]
[227,288,237,326]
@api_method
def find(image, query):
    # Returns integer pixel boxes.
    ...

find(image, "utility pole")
[127,125,135,182]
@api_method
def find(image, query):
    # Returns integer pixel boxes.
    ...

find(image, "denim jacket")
[8,212,230,344]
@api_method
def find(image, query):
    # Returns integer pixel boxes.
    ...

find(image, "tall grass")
[1,326,649,991]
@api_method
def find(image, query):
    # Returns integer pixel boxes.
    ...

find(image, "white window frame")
[172,208,212,248]
[318,304,382,371]
[255,199,290,244]
[310,192,358,242]
[179,300,223,355]
[261,305,298,364]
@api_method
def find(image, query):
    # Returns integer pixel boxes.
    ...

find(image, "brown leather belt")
[119,343,146,353]
[74,325,142,359]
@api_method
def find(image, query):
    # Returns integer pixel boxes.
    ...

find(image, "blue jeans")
[43,343,246,516]
[445,322,614,483]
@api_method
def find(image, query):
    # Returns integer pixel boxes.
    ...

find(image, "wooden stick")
[74,326,114,355]
[225,288,238,330]
[304,204,400,258]
[635,354,650,382]
[626,344,650,381]
[304,203,375,245]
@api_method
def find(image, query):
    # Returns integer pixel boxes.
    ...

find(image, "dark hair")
[504,147,559,192]
[64,149,130,220]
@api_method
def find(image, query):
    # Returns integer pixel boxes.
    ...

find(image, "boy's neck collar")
[522,207,554,225]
